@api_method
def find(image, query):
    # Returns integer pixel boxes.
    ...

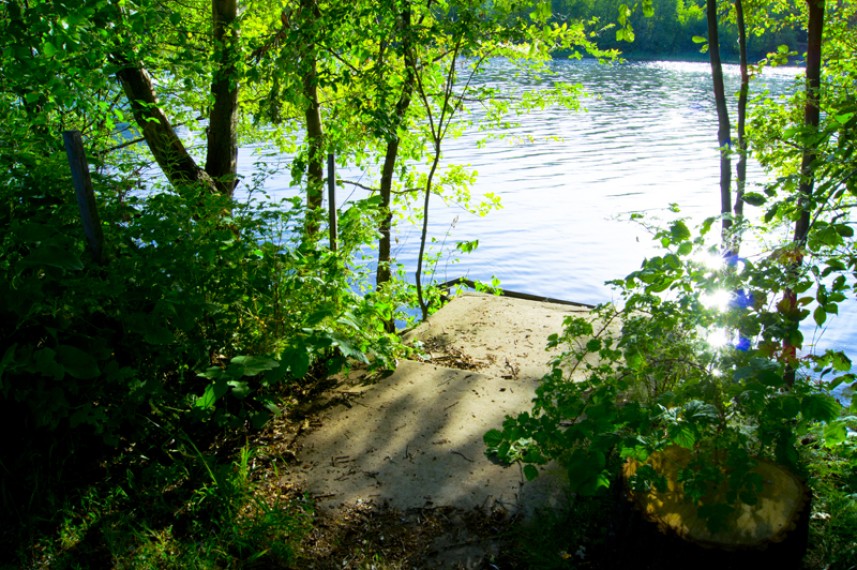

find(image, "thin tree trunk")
[414,39,462,321]
[377,8,415,292]
[734,0,749,222]
[783,0,825,387]
[415,142,442,321]
[300,0,324,237]
[793,0,824,245]
[377,139,400,286]
[205,0,240,196]
[706,0,733,243]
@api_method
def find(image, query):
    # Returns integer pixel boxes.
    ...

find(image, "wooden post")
[327,153,337,252]
[63,130,105,263]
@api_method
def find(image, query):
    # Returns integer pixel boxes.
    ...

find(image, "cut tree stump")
[617,445,811,570]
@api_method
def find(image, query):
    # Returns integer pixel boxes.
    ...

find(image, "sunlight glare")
[706,327,731,349]
[701,289,732,313]
[693,251,725,272]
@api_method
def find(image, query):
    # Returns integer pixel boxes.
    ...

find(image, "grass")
[9,440,313,570]
[4,407,856,569]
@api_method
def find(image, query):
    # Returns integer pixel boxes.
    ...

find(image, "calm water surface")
[251,59,854,395]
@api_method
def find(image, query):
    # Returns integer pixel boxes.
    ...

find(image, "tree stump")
[618,446,811,570]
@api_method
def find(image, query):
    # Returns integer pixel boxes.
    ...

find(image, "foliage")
[0,132,399,555]
[803,429,857,569]
[23,443,313,569]
[486,0,857,556]
[0,153,396,430]
[486,215,853,531]
[555,0,800,60]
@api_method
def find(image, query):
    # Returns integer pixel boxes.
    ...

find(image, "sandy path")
[289,293,592,518]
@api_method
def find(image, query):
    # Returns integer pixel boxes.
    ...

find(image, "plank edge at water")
[437,277,596,309]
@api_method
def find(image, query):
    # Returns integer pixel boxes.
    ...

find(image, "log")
[619,445,810,569]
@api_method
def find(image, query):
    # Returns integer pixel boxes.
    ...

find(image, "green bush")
[486,218,855,534]
[0,143,399,549]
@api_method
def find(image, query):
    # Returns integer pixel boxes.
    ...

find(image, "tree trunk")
[793,0,825,246]
[734,0,749,222]
[377,139,399,288]
[706,0,733,243]
[784,0,825,387]
[300,0,324,237]
[620,446,811,570]
[414,39,462,321]
[115,62,216,192]
[376,8,415,294]
[205,0,240,196]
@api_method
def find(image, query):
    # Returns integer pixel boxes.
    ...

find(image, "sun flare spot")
[706,327,731,349]
[701,289,732,313]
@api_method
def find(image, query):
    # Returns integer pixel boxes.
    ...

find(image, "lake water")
[248,58,854,399]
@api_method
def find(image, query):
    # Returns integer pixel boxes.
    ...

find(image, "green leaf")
[135,318,175,345]
[822,420,848,447]
[814,306,827,326]
[668,423,696,448]
[227,380,250,399]
[42,41,58,57]
[523,464,540,481]
[669,220,691,242]
[283,346,310,378]
[456,239,479,253]
[56,345,100,379]
[742,192,767,206]
[626,350,645,371]
[229,355,280,377]
[0,343,17,383]
[642,0,654,17]
[21,244,84,271]
[801,393,840,423]
[484,429,504,449]
[692,35,707,44]
[196,379,229,409]
[34,348,64,379]
[834,224,854,238]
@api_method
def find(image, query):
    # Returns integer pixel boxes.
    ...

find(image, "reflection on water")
[246,59,854,397]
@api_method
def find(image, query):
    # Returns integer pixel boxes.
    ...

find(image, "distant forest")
[553,0,803,61]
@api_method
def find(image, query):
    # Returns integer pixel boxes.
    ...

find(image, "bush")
[0,143,399,550]
[485,218,854,534]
